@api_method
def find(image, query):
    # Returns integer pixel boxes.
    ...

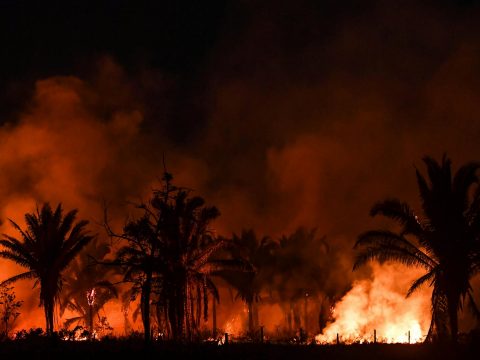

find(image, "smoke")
[199,0,480,239]
[196,0,480,332]
[2,0,480,334]
[0,59,164,330]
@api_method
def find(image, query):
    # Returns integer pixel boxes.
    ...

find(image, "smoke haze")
[1,0,480,334]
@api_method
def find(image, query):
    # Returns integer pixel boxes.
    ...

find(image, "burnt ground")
[0,341,479,360]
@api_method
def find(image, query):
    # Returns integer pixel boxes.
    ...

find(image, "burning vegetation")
[315,264,430,344]
[1,4,480,347]
[0,154,479,346]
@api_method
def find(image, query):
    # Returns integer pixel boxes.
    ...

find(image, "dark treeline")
[0,171,341,343]
[0,155,479,345]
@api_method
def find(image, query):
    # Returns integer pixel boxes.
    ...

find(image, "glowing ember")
[223,314,242,336]
[61,327,97,341]
[86,288,96,306]
[315,263,431,344]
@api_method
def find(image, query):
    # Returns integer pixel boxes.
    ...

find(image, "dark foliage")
[0,203,94,336]
[355,155,480,342]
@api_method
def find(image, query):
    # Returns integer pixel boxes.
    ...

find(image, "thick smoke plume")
[0,60,161,330]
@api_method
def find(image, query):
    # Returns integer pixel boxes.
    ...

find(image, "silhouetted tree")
[152,172,229,341]
[219,229,277,335]
[0,203,94,336]
[0,285,22,339]
[104,214,160,343]
[275,227,329,335]
[104,172,238,342]
[355,155,480,343]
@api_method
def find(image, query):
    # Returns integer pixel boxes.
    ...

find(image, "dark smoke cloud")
[191,0,480,310]
[196,0,480,240]
[0,59,165,328]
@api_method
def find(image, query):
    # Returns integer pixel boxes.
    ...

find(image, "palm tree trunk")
[447,295,459,343]
[287,306,292,334]
[163,303,170,339]
[4,316,8,337]
[185,285,191,341]
[168,272,187,342]
[44,297,54,336]
[212,296,217,338]
[172,277,186,341]
[168,300,178,340]
[155,301,162,337]
[196,286,201,330]
[141,270,153,343]
[248,301,254,334]
[44,305,49,336]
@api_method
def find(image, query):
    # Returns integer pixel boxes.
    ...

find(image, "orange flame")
[316,263,431,344]
[86,288,96,306]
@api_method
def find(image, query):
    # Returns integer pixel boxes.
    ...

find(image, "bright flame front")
[316,263,431,344]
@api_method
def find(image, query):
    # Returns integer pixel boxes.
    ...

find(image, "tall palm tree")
[104,172,246,342]
[103,214,160,343]
[0,203,94,335]
[219,229,277,334]
[354,155,480,343]
[152,172,241,341]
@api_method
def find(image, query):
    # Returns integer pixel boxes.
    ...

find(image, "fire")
[61,326,97,341]
[315,263,431,344]
[223,314,243,336]
[86,288,96,306]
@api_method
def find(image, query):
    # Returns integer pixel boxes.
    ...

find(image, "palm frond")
[370,199,424,236]
[0,250,32,269]
[62,220,91,253]
[416,168,432,211]
[0,237,36,263]
[354,230,436,269]
[0,270,37,286]
[58,209,79,239]
[190,238,228,270]
[57,234,95,272]
[466,290,480,320]
[198,259,252,275]
[407,269,436,297]
[64,316,84,329]
[7,219,33,244]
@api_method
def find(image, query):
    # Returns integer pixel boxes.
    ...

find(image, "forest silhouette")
[0,155,479,346]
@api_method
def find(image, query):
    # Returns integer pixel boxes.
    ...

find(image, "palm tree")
[152,172,240,341]
[275,227,329,335]
[0,203,94,335]
[219,229,277,335]
[105,172,245,342]
[354,155,480,343]
[103,214,160,343]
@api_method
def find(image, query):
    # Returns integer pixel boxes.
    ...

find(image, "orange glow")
[1,58,476,342]
[223,312,244,337]
[315,263,431,344]
[86,288,96,306]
